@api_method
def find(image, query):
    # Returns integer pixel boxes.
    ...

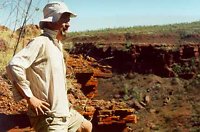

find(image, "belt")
[56,117,67,122]
[46,116,67,124]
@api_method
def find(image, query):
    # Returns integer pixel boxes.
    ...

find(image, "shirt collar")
[42,28,63,51]
[43,28,58,40]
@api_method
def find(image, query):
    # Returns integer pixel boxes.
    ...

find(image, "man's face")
[53,12,71,32]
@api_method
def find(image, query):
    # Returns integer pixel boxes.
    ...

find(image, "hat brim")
[39,11,77,28]
[40,11,76,22]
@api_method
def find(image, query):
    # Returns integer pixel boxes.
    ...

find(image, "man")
[6,1,92,132]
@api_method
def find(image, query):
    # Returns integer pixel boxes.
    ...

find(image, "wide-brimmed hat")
[39,1,77,28]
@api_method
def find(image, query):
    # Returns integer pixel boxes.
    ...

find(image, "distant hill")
[0,24,41,49]
[1,21,200,48]
[68,21,200,36]
[15,24,41,39]
[65,21,200,45]
[0,25,17,49]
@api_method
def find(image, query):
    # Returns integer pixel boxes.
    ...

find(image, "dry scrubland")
[0,22,200,131]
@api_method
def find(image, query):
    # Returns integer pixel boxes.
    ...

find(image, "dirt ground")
[0,72,199,132]
[95,73,200,132]
[0,24,200,132]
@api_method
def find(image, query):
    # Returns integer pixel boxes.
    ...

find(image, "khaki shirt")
[6,29,70,117]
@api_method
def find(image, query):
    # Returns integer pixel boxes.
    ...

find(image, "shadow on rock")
[0,113,31,132]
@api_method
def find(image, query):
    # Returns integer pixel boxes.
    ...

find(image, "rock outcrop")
[66,54,137,130]
[70,42,200,79]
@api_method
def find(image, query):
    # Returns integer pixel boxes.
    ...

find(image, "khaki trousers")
[29,108,85,132]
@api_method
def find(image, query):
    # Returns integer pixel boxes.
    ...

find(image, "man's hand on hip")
[27,96,50,115]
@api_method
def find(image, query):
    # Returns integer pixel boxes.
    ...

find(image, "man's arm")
[12,79,50,115]
[6,38,50,115]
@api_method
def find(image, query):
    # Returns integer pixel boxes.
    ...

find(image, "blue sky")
[0,0,200,32]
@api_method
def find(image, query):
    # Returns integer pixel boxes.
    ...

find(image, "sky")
[0,0,200,32]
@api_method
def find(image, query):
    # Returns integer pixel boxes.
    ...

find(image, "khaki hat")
[39,1,77,28]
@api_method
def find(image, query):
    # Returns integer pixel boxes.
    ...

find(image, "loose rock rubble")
[0,54,137,131]
[66,54,137,129]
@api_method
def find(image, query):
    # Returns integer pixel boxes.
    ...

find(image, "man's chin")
[61,31,67,36]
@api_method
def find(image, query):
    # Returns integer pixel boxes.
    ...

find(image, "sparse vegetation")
[0,21,200,131]
[0,50,13,73]
[68,21,200,37]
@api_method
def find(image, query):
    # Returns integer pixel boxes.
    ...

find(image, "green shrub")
[0,49,13,73]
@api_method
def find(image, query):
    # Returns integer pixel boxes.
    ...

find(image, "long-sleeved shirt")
[6,28,70,117]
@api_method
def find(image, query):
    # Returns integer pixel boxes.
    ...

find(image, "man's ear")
[41,22,52,29]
